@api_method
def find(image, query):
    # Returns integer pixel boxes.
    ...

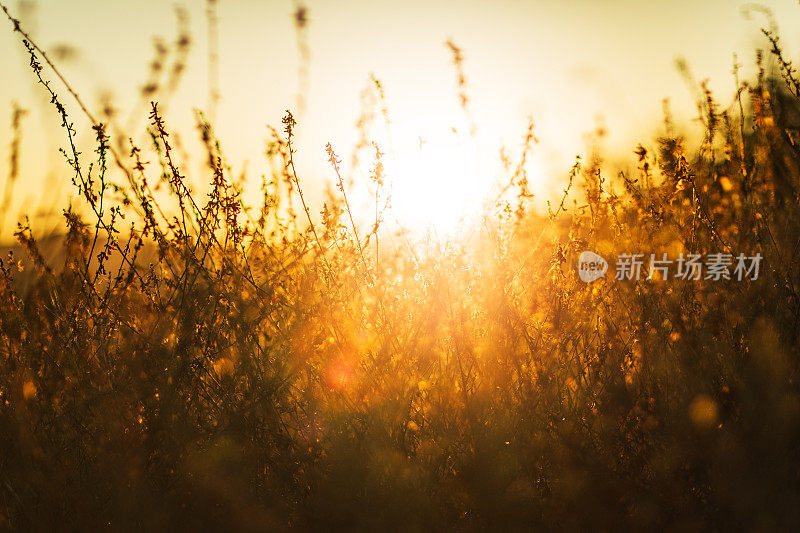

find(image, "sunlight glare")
[386,127,492,235]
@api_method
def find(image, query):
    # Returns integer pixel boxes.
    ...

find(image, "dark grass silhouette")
[2,3,800,531]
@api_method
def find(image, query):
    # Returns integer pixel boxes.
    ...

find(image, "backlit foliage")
[1,5,800,531]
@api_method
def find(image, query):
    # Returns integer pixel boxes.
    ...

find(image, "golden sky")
[1,0,799,232]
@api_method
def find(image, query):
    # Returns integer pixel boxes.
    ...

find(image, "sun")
[384,126,493,236]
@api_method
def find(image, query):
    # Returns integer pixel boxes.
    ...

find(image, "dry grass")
[1,4,800,531]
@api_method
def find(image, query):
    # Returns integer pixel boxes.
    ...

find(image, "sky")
[0,0,799,234]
